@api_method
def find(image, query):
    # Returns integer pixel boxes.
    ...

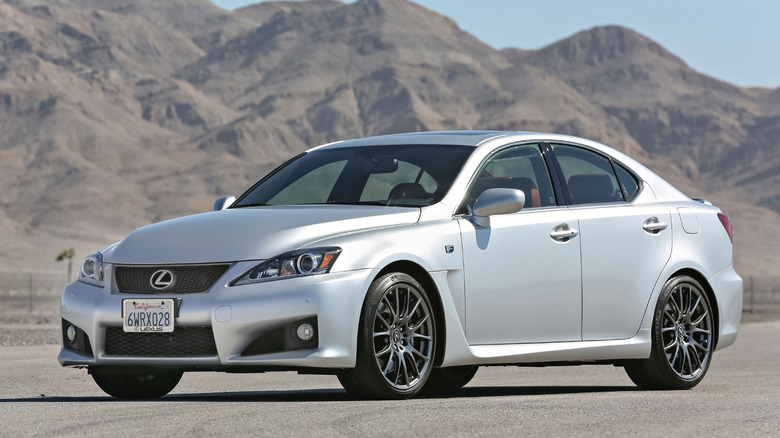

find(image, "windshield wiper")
[322,201,391,206]
[232,203,267,208]
[234,201,407,208]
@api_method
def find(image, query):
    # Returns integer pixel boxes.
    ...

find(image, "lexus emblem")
[150,269,176,291]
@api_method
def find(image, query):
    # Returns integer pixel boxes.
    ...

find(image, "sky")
[210,0,780,89]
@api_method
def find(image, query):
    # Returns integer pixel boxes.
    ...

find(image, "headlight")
[231,247,341,286]
[78,252,105,287]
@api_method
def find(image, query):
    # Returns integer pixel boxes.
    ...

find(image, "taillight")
[717,213,733,243]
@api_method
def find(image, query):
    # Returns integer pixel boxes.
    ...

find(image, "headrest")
[388,183,427,200]
[568,174,613,204]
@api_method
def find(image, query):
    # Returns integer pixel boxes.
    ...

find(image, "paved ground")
[0,321,778,437]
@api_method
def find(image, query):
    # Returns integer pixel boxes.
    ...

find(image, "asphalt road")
[1,322,778,437]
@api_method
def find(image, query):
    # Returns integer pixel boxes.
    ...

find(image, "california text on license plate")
[123,299,174,333]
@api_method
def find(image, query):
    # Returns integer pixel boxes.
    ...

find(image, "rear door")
[549,143,672,341]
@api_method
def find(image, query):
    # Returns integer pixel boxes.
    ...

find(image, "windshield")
[233,145,474,208]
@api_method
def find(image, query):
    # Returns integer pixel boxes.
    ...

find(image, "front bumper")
[59,262,377,369]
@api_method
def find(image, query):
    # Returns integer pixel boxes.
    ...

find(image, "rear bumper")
[710,266,742,351]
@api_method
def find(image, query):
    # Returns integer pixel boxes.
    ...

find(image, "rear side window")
[614,163,640,201]
[551,144,623,205]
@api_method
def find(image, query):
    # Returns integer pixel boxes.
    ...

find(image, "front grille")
[104,326,217,357]
[114,264,229,294]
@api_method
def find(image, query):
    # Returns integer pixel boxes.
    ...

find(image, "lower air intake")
[104,326,217,357]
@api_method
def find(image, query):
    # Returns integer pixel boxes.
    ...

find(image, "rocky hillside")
[1,0,778,276]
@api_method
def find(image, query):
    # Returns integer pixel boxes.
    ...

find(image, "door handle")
[643,217,668,234]
[550,224,579,242]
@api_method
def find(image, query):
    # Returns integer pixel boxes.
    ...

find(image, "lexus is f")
[59,131,742,399]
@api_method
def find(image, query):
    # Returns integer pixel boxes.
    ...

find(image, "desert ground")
[0,297,778,437]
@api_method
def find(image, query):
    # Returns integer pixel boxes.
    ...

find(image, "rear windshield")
[233,145,474,208]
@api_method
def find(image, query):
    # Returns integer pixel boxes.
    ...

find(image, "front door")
[459,143,582,345]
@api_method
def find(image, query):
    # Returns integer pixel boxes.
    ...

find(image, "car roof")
[308,130,629,151]
[310,131,516,149]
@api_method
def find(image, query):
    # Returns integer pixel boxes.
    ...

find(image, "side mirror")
[212,195,236,212]
[471,188,525,227]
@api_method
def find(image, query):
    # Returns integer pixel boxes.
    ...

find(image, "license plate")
[123,299,174,333]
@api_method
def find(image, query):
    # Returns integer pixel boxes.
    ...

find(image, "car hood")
[103,205,421,264]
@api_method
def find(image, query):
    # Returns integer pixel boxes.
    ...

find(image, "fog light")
[66,324,77,343]
[296,323,315,341]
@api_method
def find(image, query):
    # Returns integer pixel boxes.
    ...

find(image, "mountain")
[0,0,778,277]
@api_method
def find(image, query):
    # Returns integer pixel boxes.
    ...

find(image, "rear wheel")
[424,366,478,391]
[625,276,714,390]
[338,272,436,399]
[92,370,183,399]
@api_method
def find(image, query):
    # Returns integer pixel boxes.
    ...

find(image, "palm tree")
[56,248,76,281]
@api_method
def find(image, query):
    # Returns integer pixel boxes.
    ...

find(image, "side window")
[614,163,640,201]
[551,144,624,205]
[268,160,347,205]
[462,144,556,213]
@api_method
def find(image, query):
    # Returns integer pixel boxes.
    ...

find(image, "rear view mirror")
[363,156,398,174]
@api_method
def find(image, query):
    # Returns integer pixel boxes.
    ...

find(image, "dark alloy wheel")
[338,272,436,399]
[92,370,183,399]
[625,275,714,390]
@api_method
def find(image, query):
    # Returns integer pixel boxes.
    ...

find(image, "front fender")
[310,219,469,365]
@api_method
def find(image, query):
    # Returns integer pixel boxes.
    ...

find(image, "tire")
[624,275,714,390]
[423,366,478,392]
[92,370,183,399]
[338,272,436,399]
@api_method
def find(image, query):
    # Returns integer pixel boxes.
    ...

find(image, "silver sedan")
[59,131,742,399]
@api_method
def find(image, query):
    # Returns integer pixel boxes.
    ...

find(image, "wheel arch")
[667,268,720,349]
[375,260,447,368]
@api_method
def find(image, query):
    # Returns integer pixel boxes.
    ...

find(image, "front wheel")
[92,370,183,399]
[338,272,436,399]
[424,366,478,392]
[624,276,714,390]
